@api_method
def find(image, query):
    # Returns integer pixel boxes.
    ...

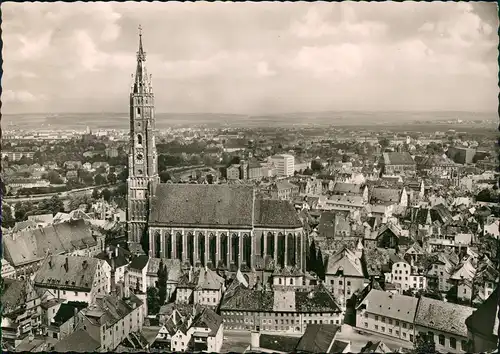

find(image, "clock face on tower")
[136,153,143,162]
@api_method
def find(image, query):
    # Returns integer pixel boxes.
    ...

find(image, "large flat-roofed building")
[270,154,295,177]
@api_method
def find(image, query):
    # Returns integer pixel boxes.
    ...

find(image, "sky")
[2,1,498,114]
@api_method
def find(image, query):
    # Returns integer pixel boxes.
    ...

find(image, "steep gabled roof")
[190,307,222,336]
[149,184,302,229]
[326,248,364,278]
[2,278,32,316]
[4,219,95,267]
[53,329,100,352]
[149,184,254,227]
[259,334,301,352]
[295,324,340,353]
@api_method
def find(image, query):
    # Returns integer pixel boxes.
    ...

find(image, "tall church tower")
[127,26,160,249]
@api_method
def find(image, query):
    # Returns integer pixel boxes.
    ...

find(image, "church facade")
[127,29,306,272]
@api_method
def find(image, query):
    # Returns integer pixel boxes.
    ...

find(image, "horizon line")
[2,109,498,116]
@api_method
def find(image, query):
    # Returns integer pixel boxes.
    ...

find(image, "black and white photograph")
[1,1,499,353]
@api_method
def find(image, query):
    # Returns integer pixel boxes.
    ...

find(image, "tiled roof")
[295,284,342,313]
[129,255,149,271]
[259,334,301,352]
[53,302,88,326]
[177,267,224,291]
[382,152,415,165]
[34,255,100,292]
[318,212,335,239]
[254,199,302,228]
[150,184,254,227]
[150,184,302,228]
[332,182,362,195]
[359,289,418,323]
[295,324,340,353]
[4,219,96,267]
[415,297,475,337]
[273,266,303,277]
[220,285,274,312]
[190,307,222,336]
[12,220,37,233]
[221,283,341,314]
[274,180,298,191]
[53,329,100,352]
[326,248,364,277]
[147,258,181,281]
[369,188,402,204]
[329,340,349,354]
[2,278,30,315]
[419,154,456,167]
[96,246,131,269]
[362,248,395,277]
[84,293,143,327]
[360,340,392,353]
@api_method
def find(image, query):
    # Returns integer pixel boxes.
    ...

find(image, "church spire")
[137,24,146,62]
[133,24,151,94]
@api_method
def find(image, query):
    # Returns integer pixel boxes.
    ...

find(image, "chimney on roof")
[48,255,53,269]
[189,266,193,282]
[115,244,120,258]
[64,257,69,272]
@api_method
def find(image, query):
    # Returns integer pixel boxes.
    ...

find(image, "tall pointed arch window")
[137,134,143,146]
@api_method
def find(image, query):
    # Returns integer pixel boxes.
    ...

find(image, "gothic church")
[127,29,306,273]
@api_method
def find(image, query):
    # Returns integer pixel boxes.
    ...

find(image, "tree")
[341,155,350,163]
[316,248,326,280]
[101,188,112,202]
[379,138,390,150]
[94,174,107,185]
[107,173,117,184]
[159,171,172,183]
[476,189,495,203]
[2,204,15,228]
[92,188,99,199]
[46,170,64,184]
[69,194,91,212]
[147,287,161,315]
[114,183,127,198]
[311,160,323,172]
[38,195,64,215]
[307,240,317,273]
[118,168,128,183]
[412,334,437,354]
[14,201,35,221]
[157,260,168,305]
